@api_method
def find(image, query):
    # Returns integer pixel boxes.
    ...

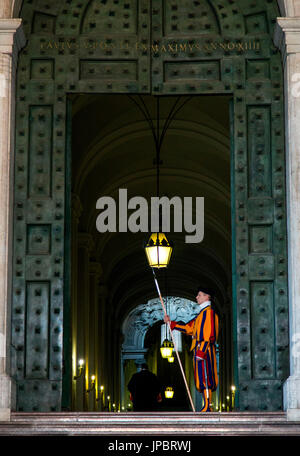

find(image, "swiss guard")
[164,286,219,412]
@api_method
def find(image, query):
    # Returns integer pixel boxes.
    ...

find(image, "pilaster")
[76,233,95,410]
[87,261,102,411]
[0,19,25,421]
[274,17,300,421]
[70,194,83,410]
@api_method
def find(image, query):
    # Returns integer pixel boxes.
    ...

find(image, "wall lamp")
[231,385,236,410]
[86,375,96,393]
[73,359,84,380]
[96,385,105,402]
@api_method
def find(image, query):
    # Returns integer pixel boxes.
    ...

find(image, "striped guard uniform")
[171,302,219,392]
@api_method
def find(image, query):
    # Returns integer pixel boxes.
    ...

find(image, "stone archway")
[11,0,287,413]
[121,297,201,355]
[121,296,207,411]
[70,92,231,412]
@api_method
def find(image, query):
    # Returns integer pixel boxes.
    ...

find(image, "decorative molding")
[122,296,199,352]
[0,19,26,62]
[274,18,300,62]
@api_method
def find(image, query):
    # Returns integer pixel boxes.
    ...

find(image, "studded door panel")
[13,0,288,411]
[150,0,288,411]
[13,0,151,412]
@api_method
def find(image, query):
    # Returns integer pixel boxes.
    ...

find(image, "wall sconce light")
[73,359,84,380]
[86,374,96,393]
[231,385,236,410]
[107,395,112,412]
[96,385,104,402]
[226,395,230,412]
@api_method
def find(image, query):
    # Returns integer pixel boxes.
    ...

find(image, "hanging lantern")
[168,355,175,363]
[145,232,173,269]
[160,338,174,359]
[165,387,174,399]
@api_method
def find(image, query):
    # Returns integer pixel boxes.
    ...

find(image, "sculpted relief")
[122,297,199,351]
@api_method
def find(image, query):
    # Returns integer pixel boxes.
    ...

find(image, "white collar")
[199,301,211,312]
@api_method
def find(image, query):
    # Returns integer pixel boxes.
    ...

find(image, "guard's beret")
[197,286,214,299]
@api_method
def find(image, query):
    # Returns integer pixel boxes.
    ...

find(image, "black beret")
[197,286,214,298]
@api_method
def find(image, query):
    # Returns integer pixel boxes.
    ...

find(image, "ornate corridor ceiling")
[71,94,231,320]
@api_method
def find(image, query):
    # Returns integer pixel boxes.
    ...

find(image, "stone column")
[88,261,102,411]
[76,232,94,411]
[71,194,82,410]
[98,284,108,410]
[275,18,300,421]
[0,19,25,421]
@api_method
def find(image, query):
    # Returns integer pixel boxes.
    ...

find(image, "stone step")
[0,412,299,435]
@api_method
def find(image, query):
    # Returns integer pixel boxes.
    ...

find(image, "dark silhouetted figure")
[127,363,162,411]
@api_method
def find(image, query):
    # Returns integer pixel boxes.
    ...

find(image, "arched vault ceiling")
[74,119,229,196]
[72,94,232,314]
[2,0,285,22]
[72,95,231,233]
[71,95,230,185]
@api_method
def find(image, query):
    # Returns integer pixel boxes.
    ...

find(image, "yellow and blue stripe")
[171,305,219,392]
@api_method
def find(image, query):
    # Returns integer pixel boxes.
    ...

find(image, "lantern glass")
[168,356,175,363]
[165,387,174,399]
[145,233,173,268]
[160,339,174,359]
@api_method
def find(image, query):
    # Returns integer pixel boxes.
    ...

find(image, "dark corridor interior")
[68,94,233,412]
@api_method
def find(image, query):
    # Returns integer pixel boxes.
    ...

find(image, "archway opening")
[121,296,222,412]
[11,0,288,414]
[144,318,191,412]
[68,93,232,412]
